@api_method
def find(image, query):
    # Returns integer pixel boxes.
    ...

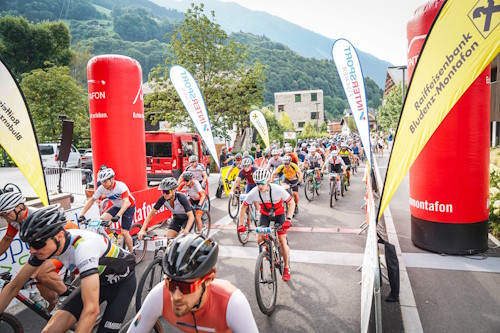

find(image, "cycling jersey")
[243,183,292,216]
[178,180,204,202]
[154,192,191,216]
[339,150,351,165]
[286,153,299,165]
[127,279,258,333]
[238,166,257,185]
[352,146,359,154]
[267,157,283,169]
[305,153,323,167]
[93,181,136,207]
[326,155,346,173]
[275,162,300,180]
[184,164,206,182]
[28,229,135,285]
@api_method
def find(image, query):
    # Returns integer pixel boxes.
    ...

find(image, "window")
[182,141,194,157]
[39,145,54,155]
[192,137,200,158]
[311,112,318,120]
[298,122,305,128]
[278,104,284,112]
[295,94,301,102]
[146,142,172,158]
[311,92,317,101]
[492,66,498,82]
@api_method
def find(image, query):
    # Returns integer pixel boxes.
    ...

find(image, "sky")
[219,0,431,65]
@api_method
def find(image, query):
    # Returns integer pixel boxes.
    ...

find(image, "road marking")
[211,224,362,234]
[403,253,500,273]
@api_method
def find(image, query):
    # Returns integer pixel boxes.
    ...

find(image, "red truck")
[145,131,211,182]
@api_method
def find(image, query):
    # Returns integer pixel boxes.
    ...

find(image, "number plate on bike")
[88,219,101,228]
[154,239,169,249]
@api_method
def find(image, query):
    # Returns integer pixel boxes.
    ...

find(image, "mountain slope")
[151,0,391,88]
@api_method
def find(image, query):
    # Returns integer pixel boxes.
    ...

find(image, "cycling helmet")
[332,150,339,156]
[264,147,270,154]
[97,168,115,182]
[284,146,293,153]
[0,191,25,214]
[243,151,249,158]
[188,155,197,163]
[308,147,316,153]
[341,142,348,148]
[301,143,307,148]
[20,205,66,244]
[271,149,279,156]
[162,233,218,281]
[183,171,194,181]
[253,168,271,183]
[234,153,242,160]
[159,177,178,191]
[242,158,252,168]
[282,156,291,163]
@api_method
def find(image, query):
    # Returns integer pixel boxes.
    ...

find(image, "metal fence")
[43,167,92,195]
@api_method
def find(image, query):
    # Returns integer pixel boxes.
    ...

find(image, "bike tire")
[118,318,163,333]
[254,250,277,315]
[315,178,322,196]
[227,194,240,219]
[237,215,251,245]
[200,210,211,238]
[304,178,314,202]
[0,313,23,333]
[136,258,164,312]
[130,223,147,264]
[341,175,345,197]
[329,181,334,208]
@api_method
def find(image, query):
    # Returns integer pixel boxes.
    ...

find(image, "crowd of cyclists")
[0,133,366,332]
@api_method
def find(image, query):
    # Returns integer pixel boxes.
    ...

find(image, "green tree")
[146,4,265,140]
[0,16,71,78]
[320,121,328,132]
[347,117,357,133]
[20,66,89,143]
[378,85,403,132]
[69,46,94,87]
[279,112,294,131]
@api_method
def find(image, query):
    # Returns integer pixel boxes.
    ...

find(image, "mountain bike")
[304,169,322,202]
[328,172,342,208]
[227,179,244,219]
[254,225,284,315]
[236,193,258,245]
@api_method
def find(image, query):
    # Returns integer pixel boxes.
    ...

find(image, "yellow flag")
[378,0,500,219]
[0,60,49,206]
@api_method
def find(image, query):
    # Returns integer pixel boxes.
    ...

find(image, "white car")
[39,143,81,168]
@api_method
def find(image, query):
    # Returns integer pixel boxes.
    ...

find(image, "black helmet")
[162,233,218,281]
[159,177,178,191]
[183,171,194,181]
[20,205,66,244]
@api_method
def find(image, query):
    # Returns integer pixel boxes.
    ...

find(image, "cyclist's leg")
[257,214,271,247]
[35,259,67,312]
[165,216,184,238]
[276,215,289,269]
[98,275,136,332]
[46,287,82,332]
[120,206,135,253]
[190,198,203,231]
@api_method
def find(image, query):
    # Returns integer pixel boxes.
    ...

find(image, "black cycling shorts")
[259,213,285,228]
[328,164,343,174]
[61,273,136,333]
[284,178,299,192]
[167,215,193,232]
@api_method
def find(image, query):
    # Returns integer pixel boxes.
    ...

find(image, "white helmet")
[331,150,339,156]
[243,151,249,158]
[0,191,24,214]
[253,168,271,183]
[188,155,197,163]
[242,158,252,168]
[308,147,316,153]
[341,142,348,148]
[97,168,115,182]
[284,146,293,153]
[271,149,279,156]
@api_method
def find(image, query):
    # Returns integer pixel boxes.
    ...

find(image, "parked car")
[39,143,81,168]
[81,149,93,170]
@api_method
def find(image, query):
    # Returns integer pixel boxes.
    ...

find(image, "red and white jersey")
[93,180,135,207]
[178,180,204,201]
[242,183,292,216]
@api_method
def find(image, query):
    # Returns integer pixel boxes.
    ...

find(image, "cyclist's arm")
[270,167,280,182]
[231,177,241,194]
[115,196,131,220]
[224,166,234,181]
[296,166,303,182]
[76,274,100,333]
[139,197,165,237]
[178,194,194,234]
[0,262,38,314]
[201,171,208,187]
[80,196,97,217]
[0,234,14,256]
[127,282,163,332]
[226,289,259,332]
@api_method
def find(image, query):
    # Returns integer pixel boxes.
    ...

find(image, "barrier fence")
[43,167,92,196]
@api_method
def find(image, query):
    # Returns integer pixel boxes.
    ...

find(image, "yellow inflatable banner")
[220,166,240,196]
[0,60,49,206]
[378,0,500,219]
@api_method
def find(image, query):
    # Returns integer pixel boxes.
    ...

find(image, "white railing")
[43,167,92,195]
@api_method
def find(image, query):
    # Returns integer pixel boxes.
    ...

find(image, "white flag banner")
[332,39,372,168]
[249,110,270,148]
[169,65,219,169]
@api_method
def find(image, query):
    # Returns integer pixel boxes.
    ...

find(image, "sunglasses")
[256,181,267,186]
[166,274,209,294]
[29,239,48,250]
[283,162,290,166]
[162,189,172,195]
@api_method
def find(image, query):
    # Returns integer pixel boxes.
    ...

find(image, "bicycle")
[304,168,322,202]
[328,172,342,208]
[236,193,258,245]
[81,219,147,264]
[193,201,211,238]
[227,179,244,219]
[254,224,285,315]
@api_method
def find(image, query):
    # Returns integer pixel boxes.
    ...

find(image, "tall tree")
[378,85,403,132]
[146,3,265,140]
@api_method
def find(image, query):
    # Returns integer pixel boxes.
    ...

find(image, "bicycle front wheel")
[254,250,277,315]
[228,194,240,219]
[130,223,147,264]
[200,210,211,237]
[237,216,251,245]
[304,178,314,202]
[0,313,23,333]
[136,258,164,312]
[329,181,335,208]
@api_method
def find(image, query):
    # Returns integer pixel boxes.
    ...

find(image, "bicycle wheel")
[254,250,277,315]
[329,181,335,208]
[304,178,314,202]
[118,318,162,333]
[315,177,322,195]
[0,313,23,333]
[200,210,211,237]
[227,194,240,219]
[136,258,164,312]
[341,175,345,197]
[130,223,147,264]
[237,215,251,245]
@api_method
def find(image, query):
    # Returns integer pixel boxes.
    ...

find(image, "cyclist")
[79,168,136,254]
[127,233,258,332]
[0,192,69,312]
[351,140,360,167]
[177,171,206,233]
[138,177,195,240]
[271,156,303,216]
[230,158,259,215]
[238,168,295,281]
[242,150,255,164]
[321,150,347,193]
[303,147,324,182]
[0,205,136,333]
[339,142,355,185]
[223,153,243,185]
[266,149,283,171]
[180,155,208,189]
[284,146,299,165]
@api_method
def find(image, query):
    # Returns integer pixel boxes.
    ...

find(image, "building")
[327,121,342,135]
[274,89,324,132]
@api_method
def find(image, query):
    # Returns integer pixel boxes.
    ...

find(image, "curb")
[373,157,424,333]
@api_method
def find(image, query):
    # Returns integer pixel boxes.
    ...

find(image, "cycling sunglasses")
[29,239,48,250]
[162,189,172,195]
[256,181,267,186]
[166,274,209,294]
[283,162,290,166]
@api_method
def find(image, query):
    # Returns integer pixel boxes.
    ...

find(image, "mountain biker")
[339,142,355,185]
[0,192,69,312]
[237,168,295,281]
[177,171,206,233]
[79,168,136,254]
[284,146,299,165]
[224,153,243,185]
[266,149,283,171]
[180,155,208,189]
[138,178,195,240]
[303,147,324,182]
[271,156,303,215]
[127,233,258,332]
[0,205,136,333]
